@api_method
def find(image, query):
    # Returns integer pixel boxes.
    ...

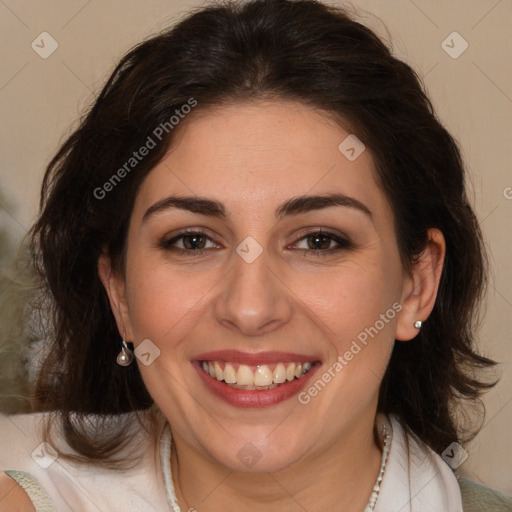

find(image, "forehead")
[132,100,391,223]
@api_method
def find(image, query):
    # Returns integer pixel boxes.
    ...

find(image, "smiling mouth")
[199,360,316,390]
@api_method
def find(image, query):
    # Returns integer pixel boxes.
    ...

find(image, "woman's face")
[105,100,417,472]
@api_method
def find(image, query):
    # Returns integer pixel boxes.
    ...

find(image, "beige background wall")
[1,0,511,494]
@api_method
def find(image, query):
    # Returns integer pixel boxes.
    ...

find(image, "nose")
[213,244,293,337]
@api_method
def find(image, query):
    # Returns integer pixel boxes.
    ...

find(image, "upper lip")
[193,350,320,366]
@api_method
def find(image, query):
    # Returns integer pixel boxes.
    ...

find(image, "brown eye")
[306,233,333,250]
[181,234,208,250]
[293,230,354,255]
[159,230,219,255]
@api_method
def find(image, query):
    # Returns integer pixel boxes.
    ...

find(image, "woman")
[0,0,510,510]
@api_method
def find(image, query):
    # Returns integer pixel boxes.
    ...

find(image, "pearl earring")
[414,320,422,329]
[116,339,134,366]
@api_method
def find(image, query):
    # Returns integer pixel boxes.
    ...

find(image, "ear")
[395,228,446,341]
[97,253,135,341]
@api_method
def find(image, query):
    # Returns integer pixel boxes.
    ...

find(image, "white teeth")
[201,360,314,387]
[236,364,254,386]
[273,362,287,383]
[286,363,296,381]
[254,365,273,386]
[224,362,237,384]
[214,361,224,381]
[228,383,279,391]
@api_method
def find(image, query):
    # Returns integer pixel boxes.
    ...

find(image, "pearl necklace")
[364,415,392,512]
[160,414,392,512]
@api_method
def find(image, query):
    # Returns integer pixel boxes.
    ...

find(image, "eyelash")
[159,228,354,258]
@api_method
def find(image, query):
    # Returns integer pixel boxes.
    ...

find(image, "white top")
[0,411,463,511]
[0,411,169,511]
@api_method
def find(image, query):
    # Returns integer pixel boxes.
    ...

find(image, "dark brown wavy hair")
[23,0,497,467]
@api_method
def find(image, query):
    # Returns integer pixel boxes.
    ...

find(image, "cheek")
[291,258,400,336]
[290,258,401,402]
[124,258,213,343]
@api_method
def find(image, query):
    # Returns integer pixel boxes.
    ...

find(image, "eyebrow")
[142,193,373,223]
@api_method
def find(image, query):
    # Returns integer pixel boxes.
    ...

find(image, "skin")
[0,475,35,512]
[99,100,445,512]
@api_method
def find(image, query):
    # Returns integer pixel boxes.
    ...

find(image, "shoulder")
[0,473,35,512]
[0,412,49,471]
[0,410,171,510]
[458,476,512,512]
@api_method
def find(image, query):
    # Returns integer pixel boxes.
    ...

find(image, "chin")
[201,429,308,473]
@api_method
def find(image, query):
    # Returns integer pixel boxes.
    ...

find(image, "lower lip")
[192,361,320,408]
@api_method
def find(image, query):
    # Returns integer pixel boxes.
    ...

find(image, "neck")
[169,412,383,512]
